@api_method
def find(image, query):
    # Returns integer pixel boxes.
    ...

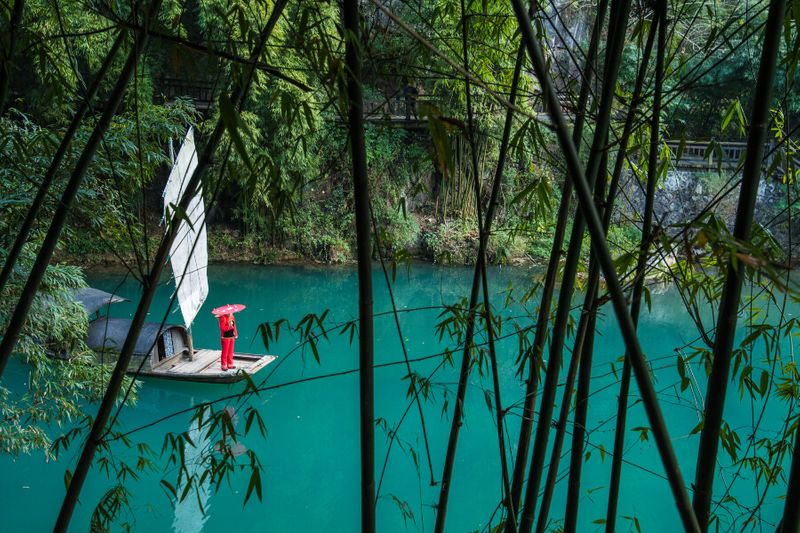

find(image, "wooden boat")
[86,316,275,384]
[78,128,276,383]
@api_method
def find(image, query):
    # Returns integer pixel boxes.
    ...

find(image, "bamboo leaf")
[219,92,253,171]
[161,479,177,499]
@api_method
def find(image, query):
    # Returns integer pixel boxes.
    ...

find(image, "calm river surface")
[0,263,792,531]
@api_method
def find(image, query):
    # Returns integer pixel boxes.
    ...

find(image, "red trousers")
[221,337,235,367]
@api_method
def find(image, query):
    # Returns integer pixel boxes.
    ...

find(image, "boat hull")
[132,350,276,384]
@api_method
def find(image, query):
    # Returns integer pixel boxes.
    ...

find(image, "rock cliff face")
[619,169,798,260]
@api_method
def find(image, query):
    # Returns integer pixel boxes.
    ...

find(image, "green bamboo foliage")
[438,133,491,222]
[0,4,159,380]
[0,30,126,297]
[1,1,799,531]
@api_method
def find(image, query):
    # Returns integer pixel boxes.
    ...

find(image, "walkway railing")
[664,140,774,170]
[155,77,217,112]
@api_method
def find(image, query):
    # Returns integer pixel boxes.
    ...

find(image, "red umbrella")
[211,303,246,316]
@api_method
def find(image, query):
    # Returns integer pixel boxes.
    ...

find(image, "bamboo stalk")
[434,0,496,529]
[533,13,661,530]
[511,1,701,530]
[52,3,289,530]
[536,153,611,533]
[562,308,598,533]
[518,2,632,531]
[435,0,523,528]
[479,40,527,529]
[533,280,591,533]
[508,0,609,517]
[0,30,126,297]
[692,0,788,528]
[342,0,376,530]
[606,2,666,529]
[0,0,24,112]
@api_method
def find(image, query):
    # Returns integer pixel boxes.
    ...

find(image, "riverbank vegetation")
[3,0,800,531]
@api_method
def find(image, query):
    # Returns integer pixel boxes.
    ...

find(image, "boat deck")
[134,349,276,383]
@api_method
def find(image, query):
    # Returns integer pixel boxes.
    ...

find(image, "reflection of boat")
[80,128,276,383]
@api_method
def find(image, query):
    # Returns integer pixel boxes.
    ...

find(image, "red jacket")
[218,314,237,338]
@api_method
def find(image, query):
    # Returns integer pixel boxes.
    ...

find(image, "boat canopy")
[74,288,128,316]
[87,318,191,366]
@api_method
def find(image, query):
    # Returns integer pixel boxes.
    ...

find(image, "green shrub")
[422,219,479,264]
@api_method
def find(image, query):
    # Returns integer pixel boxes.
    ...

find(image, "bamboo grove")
[2,0,800,531]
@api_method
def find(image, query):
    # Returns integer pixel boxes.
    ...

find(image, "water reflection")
[171,417,211,533]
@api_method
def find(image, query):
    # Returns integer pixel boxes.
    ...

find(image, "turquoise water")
[0,263,793,531]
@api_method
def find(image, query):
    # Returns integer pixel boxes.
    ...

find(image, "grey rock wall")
[618,169,798,259]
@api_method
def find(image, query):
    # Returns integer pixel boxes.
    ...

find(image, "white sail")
[163,127,208,328]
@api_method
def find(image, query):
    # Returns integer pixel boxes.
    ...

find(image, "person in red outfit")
[217,313,238,370]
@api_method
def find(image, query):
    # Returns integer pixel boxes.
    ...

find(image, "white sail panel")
[163,127,208,328]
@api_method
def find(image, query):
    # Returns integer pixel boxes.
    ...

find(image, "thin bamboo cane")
[779,420,800,531]
[562,308,598,533]
[434,0,501,528]
[52,3,289,530]
[692,0,788,528]
[518,2,632,531]
[534,257,593,533]
[508,0,609,517]
[606,2,667,529]
[535,13,660,530]
[536,153,612,533]
[434,0,522,532]
[342,0,375,530]
[511,1,701,530]
[0,30,126,297]
[477,37,527,529]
